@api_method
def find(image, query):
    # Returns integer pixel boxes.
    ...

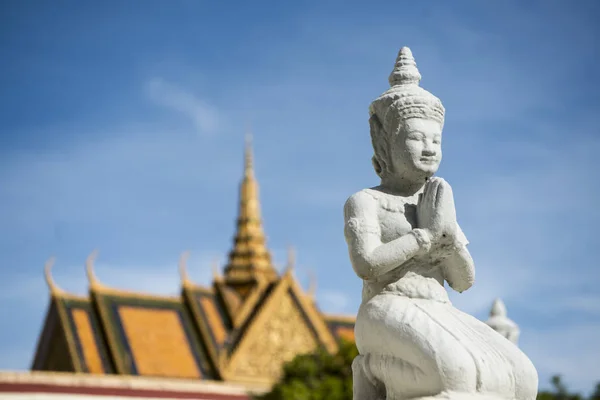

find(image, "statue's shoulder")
[344,188,379,217]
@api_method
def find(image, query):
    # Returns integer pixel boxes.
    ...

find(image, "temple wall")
[0,395,172,400]
[0,371,268,400]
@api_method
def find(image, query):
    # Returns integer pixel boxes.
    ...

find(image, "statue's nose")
[422,147,436,156]
[422,139,437,156]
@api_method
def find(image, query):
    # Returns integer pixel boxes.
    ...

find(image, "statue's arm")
[343,192,431,281]
[442,223,475,293]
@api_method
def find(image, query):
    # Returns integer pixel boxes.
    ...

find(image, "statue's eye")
[406,133,423,141]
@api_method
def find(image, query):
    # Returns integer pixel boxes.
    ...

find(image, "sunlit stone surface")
[344,47,538,400]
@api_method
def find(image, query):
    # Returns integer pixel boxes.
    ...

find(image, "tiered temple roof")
[31,137,355,386]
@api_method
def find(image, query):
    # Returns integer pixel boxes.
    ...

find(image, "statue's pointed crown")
[369,46,445,131]
[388,47,422,87]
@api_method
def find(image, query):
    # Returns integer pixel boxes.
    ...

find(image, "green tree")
[255,339,357,400]
[537,375,584,400]
[590,383,600,400]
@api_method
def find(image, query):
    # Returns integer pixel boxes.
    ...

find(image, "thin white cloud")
[145,77,220,136]
[0,122,241,238]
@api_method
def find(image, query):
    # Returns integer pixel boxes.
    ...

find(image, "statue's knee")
[353,354,378,385]
[352,355,367,378]
[352,355,384,400]
[517,378,539,400]
[514,358,539,400]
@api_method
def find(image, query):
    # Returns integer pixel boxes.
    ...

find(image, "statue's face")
[390,118,442,179]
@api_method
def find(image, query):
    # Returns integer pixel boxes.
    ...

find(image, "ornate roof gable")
[32,257,112,375]
[220,269,338,385]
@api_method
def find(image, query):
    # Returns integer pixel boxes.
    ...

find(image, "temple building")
[0,138,355,399]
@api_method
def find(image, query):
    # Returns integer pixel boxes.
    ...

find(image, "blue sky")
[1,0,599,394]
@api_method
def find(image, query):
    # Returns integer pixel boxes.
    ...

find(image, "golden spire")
[244,133,254,178]
[223,135,278,283]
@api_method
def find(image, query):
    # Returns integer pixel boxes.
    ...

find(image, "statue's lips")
[419,157,438,164]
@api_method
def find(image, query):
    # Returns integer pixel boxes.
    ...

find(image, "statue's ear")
[369,114,388,178]
[369,113,384,132]
[371,156,383,177]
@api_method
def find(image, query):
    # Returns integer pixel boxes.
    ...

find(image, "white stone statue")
[344,47,538,400]
[486,298,521,346]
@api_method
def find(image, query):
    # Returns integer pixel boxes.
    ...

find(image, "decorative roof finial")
[85,250,101,288]
[282,246,296,277]
[179,251,192,287]
[44,256,64,296]
[388,46,422,87]
[286,246,296,271]
[212,258,221,281]
[307,269,317,300]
